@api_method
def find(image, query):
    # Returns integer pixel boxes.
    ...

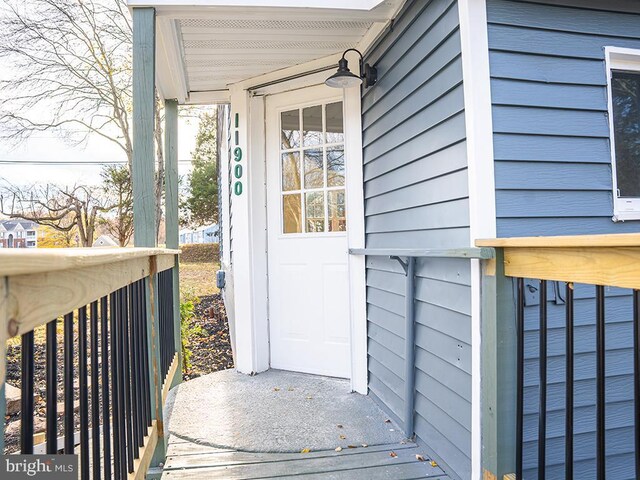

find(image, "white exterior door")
[266,86,351,378]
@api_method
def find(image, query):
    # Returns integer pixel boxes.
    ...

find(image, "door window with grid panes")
[280,102,346,234]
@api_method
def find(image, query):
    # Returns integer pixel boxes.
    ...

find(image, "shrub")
[180,243,219,263]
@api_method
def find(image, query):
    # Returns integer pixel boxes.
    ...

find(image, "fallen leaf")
[430,460,438,467]
[390,451,398,458]
[416,454,425,462]
[361,443,368,448]
[300,448,311,454]
[339,434,346,440]
[335,447,342,452]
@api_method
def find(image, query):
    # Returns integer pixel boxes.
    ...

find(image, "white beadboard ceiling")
[150,1,403,103]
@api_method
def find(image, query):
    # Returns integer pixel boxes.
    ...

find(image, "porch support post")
[164,99,182,388]
[228,86,269,375]
[481,250,517,479]
[132,6,166,465]
[132,7,157,249]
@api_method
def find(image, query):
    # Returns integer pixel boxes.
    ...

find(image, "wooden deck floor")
[160,438,451,479]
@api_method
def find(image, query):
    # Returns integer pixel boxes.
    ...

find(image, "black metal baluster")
[79,306,89,480]
[100,296,112,480]
[46,319,58,454]
[64,312,74,455]
[110,292,121,480]
[140,281,151,428]
[516,278,525,480]
[130,284,142,449]
[596,285,606,480]
[159,271,166,377]
[21,330,35,454]
[122,287,135,472]
[565,283,574,480]
[90,302,100,479]
[168,271,175,366]
[117,289,127,480]
[539,280,547,480]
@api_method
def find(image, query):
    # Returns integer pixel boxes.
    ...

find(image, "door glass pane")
[303,105,322,147]
[281,110,300,150]
[304,148,324,188]
[612,70,640,197]
[305,192,325,233]
[327,147,345,187]
[283,194,302,233]
[282,152,300,191]
[328,190,346,232]
[326,102,344,144]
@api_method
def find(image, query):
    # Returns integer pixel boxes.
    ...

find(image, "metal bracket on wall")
[390,256,409,275]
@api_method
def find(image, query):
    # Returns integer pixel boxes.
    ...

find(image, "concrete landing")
[164,369,405,453]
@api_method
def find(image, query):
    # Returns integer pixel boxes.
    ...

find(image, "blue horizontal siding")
[488,1,640,478]
[362,1,471,477]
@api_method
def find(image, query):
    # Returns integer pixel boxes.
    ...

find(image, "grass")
[179,262,220,298]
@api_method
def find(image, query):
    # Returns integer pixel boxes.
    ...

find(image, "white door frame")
[229,77,367,393]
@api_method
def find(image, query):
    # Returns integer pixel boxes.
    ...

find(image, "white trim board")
[458,1,496,479]
[343,66,368,395]
[129,1,388,11]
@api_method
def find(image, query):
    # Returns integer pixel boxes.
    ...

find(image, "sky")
[0,113,201,187]
[0,3,206,189]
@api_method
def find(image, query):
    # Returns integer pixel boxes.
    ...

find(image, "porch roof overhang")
[127,0,403,103]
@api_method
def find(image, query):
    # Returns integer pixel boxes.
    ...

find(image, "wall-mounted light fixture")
[325,48,377,89]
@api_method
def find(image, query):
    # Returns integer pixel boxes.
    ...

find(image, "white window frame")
[605,46,640,221]
[277,100,347,238]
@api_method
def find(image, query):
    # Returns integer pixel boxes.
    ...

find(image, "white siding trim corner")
[458,0,496,479]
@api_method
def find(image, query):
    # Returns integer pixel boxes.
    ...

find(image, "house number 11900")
[233,113,243,196]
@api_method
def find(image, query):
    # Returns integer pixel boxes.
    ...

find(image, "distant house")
[0,220,39,248]
[93,235,119,247]
[179,224,219,245]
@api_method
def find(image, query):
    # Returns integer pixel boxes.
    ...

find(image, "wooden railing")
[0,247,180,480]
[477,234,640,480]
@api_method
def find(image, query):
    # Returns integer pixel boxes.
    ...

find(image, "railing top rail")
[476,233,640,248]
[349,247,494,259]
[0,247,180,277]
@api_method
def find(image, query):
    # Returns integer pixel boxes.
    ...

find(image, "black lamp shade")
[325,58,362,88]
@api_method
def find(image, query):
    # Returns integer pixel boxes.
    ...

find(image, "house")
[124,0,640,478]
[92,234,119,247]
[0,220,39,248]
[178,223,219,245]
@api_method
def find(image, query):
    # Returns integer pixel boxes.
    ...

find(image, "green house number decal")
[233,113,243,196]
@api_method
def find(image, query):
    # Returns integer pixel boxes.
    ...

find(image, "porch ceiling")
[148,1,403,103]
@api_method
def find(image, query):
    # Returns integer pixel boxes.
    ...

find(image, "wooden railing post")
[146,257,167,464]
[481,248,517,479]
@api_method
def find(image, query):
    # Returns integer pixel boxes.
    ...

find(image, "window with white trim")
[606,47,640,221]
